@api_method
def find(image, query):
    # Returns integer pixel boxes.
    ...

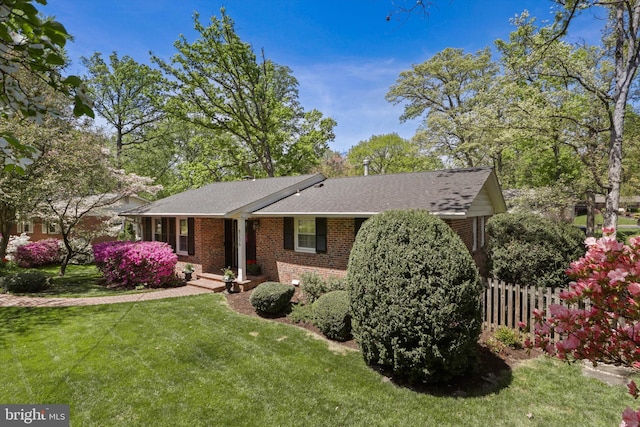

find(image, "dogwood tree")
[0,0,93,170]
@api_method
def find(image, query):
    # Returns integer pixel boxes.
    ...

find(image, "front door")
[224,219,257,268]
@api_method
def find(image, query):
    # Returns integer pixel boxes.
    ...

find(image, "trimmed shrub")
[93,241,178,288]
[493,326,522,349]
[313,290,351,341]
[249,282,295,315]
[300,272,347,303]
[348,210,483,384]
[1,271,51,293]
[300,272,326,303]
[486,213,586,288]
[14,239,61,267]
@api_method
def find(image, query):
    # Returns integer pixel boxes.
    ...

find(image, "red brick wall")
[444,217,488,277]
[257,217,353,285]
[175,218,225,275]
[255,215,490,284]
[9,217,117,244]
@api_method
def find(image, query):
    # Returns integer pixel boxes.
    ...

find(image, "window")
[154,218,162,241]
[177,218,189,255]
[284,217,326,254]
[295,218,316,253]
[43,222,60,234]
[17,220,33,234]
[480,216,485,247]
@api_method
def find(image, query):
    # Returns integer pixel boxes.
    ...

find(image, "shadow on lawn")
[0,306,86,348]
[370,345,513,398]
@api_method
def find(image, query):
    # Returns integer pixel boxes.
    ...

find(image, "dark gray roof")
[123,174,324,216]
[254,168,499,216]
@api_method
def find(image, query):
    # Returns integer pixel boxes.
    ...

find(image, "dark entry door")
[224,219,257,268]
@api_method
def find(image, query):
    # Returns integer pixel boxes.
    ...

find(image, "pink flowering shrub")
[93,241,178,288]
[14,238,61,267]
[526,229,640,426]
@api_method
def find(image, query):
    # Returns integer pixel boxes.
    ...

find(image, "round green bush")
[486,213,586,288]
[249,282,295,315]
[347,210,483,384]
[2,271,51,293]
[313,290,351,341]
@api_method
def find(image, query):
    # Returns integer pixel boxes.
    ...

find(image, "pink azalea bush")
[526,229,640,426]
[14,238,61,267]
[93,241,178,288]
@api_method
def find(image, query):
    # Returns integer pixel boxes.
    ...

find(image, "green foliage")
[347,133,441,175]
[152,9,335,179]
[387,47,499,168]
[1,271,51,293]
[0,0,93,171]
[300,272,346,303]
[287,302,315,324]
[249,282,295,315]
[486,213,586,288]
[493,326,522,349]
[313,290,352,341]
[347,210,483,384]
[81,51,167,165]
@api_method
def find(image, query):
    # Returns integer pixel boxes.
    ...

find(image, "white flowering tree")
[30,129,160,275]
[0,0,93,171]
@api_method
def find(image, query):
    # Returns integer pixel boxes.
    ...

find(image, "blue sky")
[41,1,604,153]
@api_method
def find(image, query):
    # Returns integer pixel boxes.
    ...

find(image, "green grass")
[574,214,639,226]
[1,264,150,298]
[0,294,634,426]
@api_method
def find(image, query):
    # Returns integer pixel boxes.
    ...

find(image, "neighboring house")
[10,195,148,243]
[123,167,506,285]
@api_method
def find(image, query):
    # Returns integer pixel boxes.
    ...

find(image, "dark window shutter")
[168,217,176,251]
[316,217,327,254]
[283,217,294,250]
[143,217,152,241]
[354,218,368,237]
[187,217,195,255]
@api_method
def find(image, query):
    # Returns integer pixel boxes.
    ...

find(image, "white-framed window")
[472,217,478,251]
[480,216,485,247]
[43,221,60,234]
[153,218,162,241]
[295,218,316,253]
[17,220,34,234]
[177,217,189,255]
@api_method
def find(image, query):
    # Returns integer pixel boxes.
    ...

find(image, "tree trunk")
[586,190,595,237]
[0,204,16,259]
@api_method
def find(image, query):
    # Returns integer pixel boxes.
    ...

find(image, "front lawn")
[1,264,153,298]
[0,294,633,426]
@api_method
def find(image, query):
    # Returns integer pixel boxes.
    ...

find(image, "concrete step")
[187,278,226,292]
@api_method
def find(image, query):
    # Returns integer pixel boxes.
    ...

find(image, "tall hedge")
[486,213,586,288]
[347,210,482,384]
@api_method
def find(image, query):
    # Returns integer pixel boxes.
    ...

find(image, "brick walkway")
[0,285,214,307]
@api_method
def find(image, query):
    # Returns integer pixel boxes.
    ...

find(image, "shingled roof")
[123,174,324,217]
[254,167,505,218]
[123,168,505,218]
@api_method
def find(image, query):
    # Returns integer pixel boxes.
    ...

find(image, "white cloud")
[294,58,423,153]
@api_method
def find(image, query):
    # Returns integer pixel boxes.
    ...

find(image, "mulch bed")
[224,287,540,396]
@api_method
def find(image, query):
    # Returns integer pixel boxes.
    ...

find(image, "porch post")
[237,216,247,282]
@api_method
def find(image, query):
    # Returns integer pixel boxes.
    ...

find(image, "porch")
[187,271,268,293]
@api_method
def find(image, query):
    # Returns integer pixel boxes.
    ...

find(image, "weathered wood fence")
[481,278,589,342]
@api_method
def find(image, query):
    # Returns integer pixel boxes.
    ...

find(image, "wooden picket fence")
[481,278,590,343]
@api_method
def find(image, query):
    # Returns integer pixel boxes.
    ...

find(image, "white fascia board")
[251,211,467,218]
[251,212,379,218]
[120,212,227,217]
